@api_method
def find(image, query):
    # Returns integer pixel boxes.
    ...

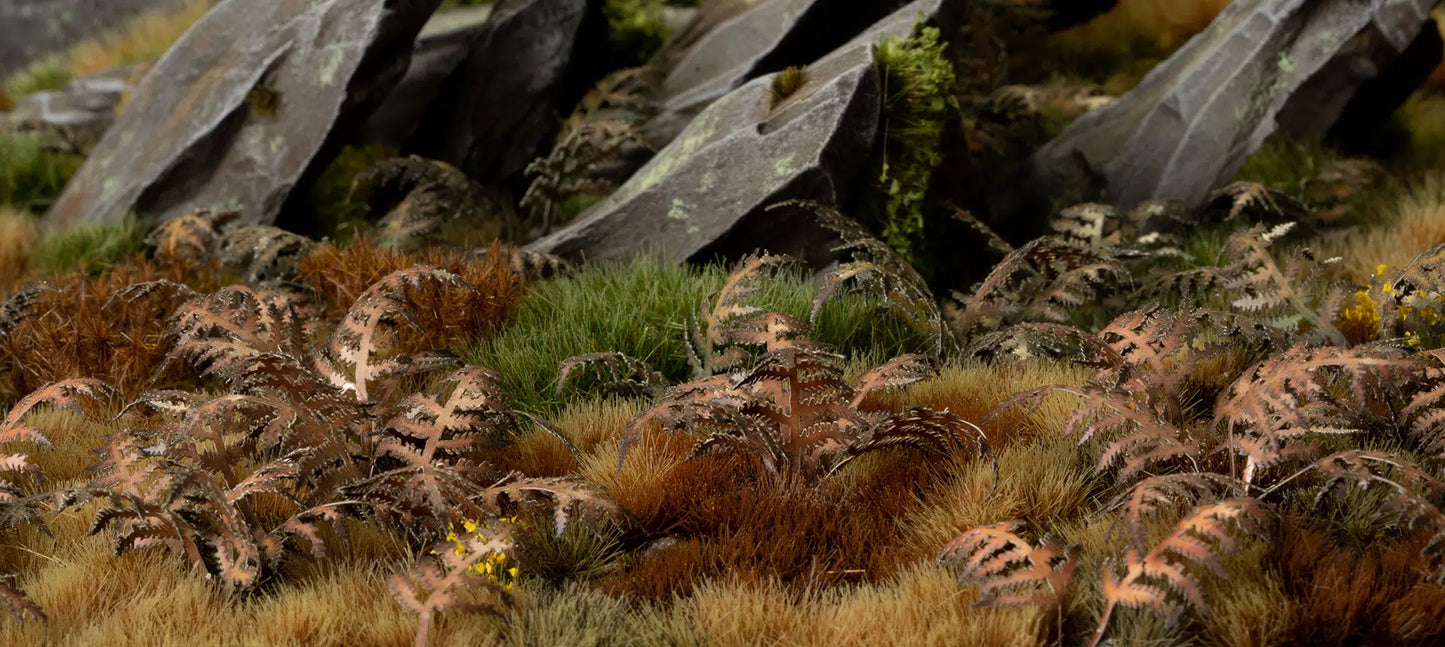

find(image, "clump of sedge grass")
[32,215,147,276]
[0,133,84,211]
[463,254,925,412]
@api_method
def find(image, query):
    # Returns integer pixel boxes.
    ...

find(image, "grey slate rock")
[404,0,592,186]
[527,0,945,265]
[993,0,1438,237]
[638,0,904,150]
[1,65,136,152]
[358,6,497,149]
[43,0,442,231]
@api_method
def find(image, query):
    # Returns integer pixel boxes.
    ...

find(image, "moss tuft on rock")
[858,25,957,263]
[307,144,399,239]
[0,133,84,211]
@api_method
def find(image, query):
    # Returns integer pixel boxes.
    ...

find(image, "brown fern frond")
[478,474,624,537]
[522,121,638,235]
[0,574,44,641]
[1217,343,1425,485]
[148,209,237,265]
[967,322,1124,367]
[849,354,935,408]
[832,408,994,477]
[0,283,49,341]
[557,352,666,399]
[1090,499,1273,647]
[1202,181,1308,225]
[1217,223,1348,345]
[1274,451,1445,579]
[391,520,516,647]
[954,237,1126,339]
[314,266,472,402]
[686,253,813,378]
[1109,473,1243,542]
[775,200,947,358]
[385,366,574,457]
[940,520,1076,608]
[2,379,115,479]
[351,156,501,250]
[216,225,314,285]
[1050,203,1122,249]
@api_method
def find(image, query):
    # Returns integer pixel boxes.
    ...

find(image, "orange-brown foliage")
[1276,517,1445,645]
[0,256,221,403]
[600,452,944,602]
[294,238,521,351]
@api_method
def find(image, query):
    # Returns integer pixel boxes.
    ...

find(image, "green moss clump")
[859,25,957,262]
[34,215,146,276]
[463,255,925,412]
[307,144,398,239]
[0,133,84,211]
[1235,137,1340,194]
[604,0,670,66]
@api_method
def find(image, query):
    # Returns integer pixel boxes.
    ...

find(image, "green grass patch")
[463,255,928,412]
[34,215,146,275]
[2,56,73,101]
[0,133,84,211]
[1235,137,1341,194]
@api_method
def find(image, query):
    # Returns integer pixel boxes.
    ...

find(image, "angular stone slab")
[44,0,441,231]
[639,0,902,149]
[357,5,496,148]
[404,0,591,186]
[1,65,137,152]
[528,0,944,264]
[995,0,1438,232]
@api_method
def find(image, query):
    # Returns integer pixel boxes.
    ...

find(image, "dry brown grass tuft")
[675,566,1044,647]
[900,435,1093,562]
[550,397,643,455]
[869,361,1093,447]
[295,238,521,351]
[0,208,37,292]
[0,256,222,403]
[1275,516,1445,645]
[68,1,214,79]
[1317,174,1445,282]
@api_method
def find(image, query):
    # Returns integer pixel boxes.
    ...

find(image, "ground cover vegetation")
[7,1,1445,646]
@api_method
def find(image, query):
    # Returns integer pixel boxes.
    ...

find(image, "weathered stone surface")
[404,0,592,186]
[44,0,441,231]
[1,65,136,153]
[638,0,904,149]
[0,0,184,79]
[994,0,1438,235]
[528,0,944,265]
[358,5,496,148]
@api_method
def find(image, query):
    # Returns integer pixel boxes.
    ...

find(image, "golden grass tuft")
[676,566,1044,647]
[1316,173,1445,282]
[899,435,1093,562]
[0,208,38,292]
[3,0,215,102]
[869,360,1094,447]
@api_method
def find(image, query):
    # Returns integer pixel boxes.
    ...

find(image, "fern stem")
[1087,600,1116,647]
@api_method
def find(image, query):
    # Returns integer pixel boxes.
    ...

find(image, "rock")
[638,0,905,150]
[0,0,185,79]
[0,65,136,153]
[1278,11,1442,148]
[357,5,496,149]
[403,0,596,187]
[43,0,442,231]
[993,0,1438,238]
[527,0,945,265]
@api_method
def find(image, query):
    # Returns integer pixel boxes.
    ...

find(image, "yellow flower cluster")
[442,518,519,590]
[1338,264,1445,348]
